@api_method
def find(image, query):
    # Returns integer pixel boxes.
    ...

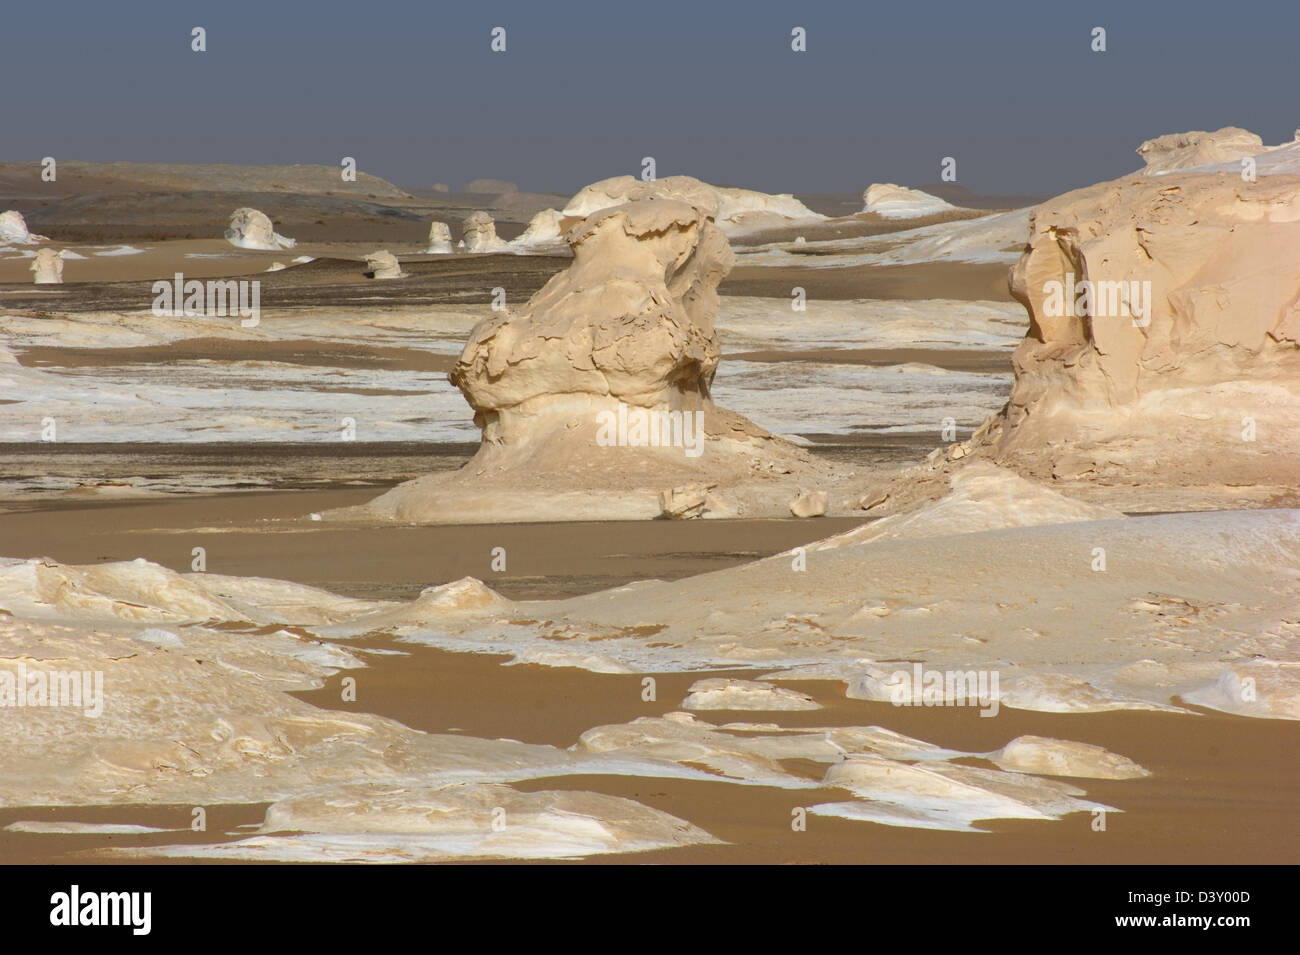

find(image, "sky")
[6,0,1299,198]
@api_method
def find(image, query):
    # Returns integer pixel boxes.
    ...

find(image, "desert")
[1,8,1297,889]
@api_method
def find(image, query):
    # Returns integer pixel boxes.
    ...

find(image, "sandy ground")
[0,489,869,600]
[1,642,1294,864]
[1,490,1296,863]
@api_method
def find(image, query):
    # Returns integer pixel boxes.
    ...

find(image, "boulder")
[225,207,295,250]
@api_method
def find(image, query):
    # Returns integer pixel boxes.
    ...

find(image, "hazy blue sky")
[7,0,1298,197]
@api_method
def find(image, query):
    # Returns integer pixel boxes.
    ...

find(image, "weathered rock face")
[460,211,506,253]
[562,175,823,237]
[426,221,453,254]
[1137,126,1263,175]
[225,207,295,250]
[984,141,1300,491]
[0,210,45,244]
[364,249,405,279]
[30,248,64,284]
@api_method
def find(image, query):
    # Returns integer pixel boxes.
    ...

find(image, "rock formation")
[0,210,46,244]
[225,207,296,251]
[508,209,567,252]
[426,221,454,254]
[562,175,824,237]
[460,211,506,253]
[364,249,406,279]
[861,183,957,218]
[1137,126,1264,175]
[30,248,64,283]
[332,192,841,523]
[974,128,1300,496]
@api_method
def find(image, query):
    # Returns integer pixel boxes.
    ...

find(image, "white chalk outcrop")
[30,248,64,284]
[978,133,1300,494]
[562,175,825,237]
[426,221,454,254]
[861,183,957,218]
[681,678,821,711]
[460,211,506,253]
[333,192,841,523]
[0,210,45,244]
[225,207,296,251]
[364,249,406,279]
[1137,126,1264,175]
[507,208,567,252]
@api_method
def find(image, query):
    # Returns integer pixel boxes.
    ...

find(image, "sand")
[1,641,1295,864]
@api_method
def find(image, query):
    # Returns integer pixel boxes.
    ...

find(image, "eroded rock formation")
[976,131,1300,494]
[0,210,46,244]
[508,209,567,251]
[460,211,506,253]
[861,183,956,218]
[562,175,824,237]
[426,221,453,254]
[334,192,840,522]
[225,207,296,251]
[1137,126,1264,175]
[30,247,64,284]
[364,249,406,279]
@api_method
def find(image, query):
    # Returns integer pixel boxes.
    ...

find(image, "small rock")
[789,489,827,518]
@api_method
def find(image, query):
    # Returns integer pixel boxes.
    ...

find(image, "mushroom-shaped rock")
[364,249,406,279]
[30,248,64,284]
[331,192,840,523]
[461,211,506,253]
[426,221,454,254]
[225,207,296,251]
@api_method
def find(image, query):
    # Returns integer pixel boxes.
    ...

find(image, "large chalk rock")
[225,207,296,251]
[0,210,46,244]
[562,175,824,237]
[30,248,64,284]
[335,194,839,522]
[364,249,406,279]
[426,221,454,254]
[861,183,957,219]
[508,209,567,252]
[461,211,506,253]
[984,131,1300,491]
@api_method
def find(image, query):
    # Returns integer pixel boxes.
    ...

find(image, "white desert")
[0,125,1296,868]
